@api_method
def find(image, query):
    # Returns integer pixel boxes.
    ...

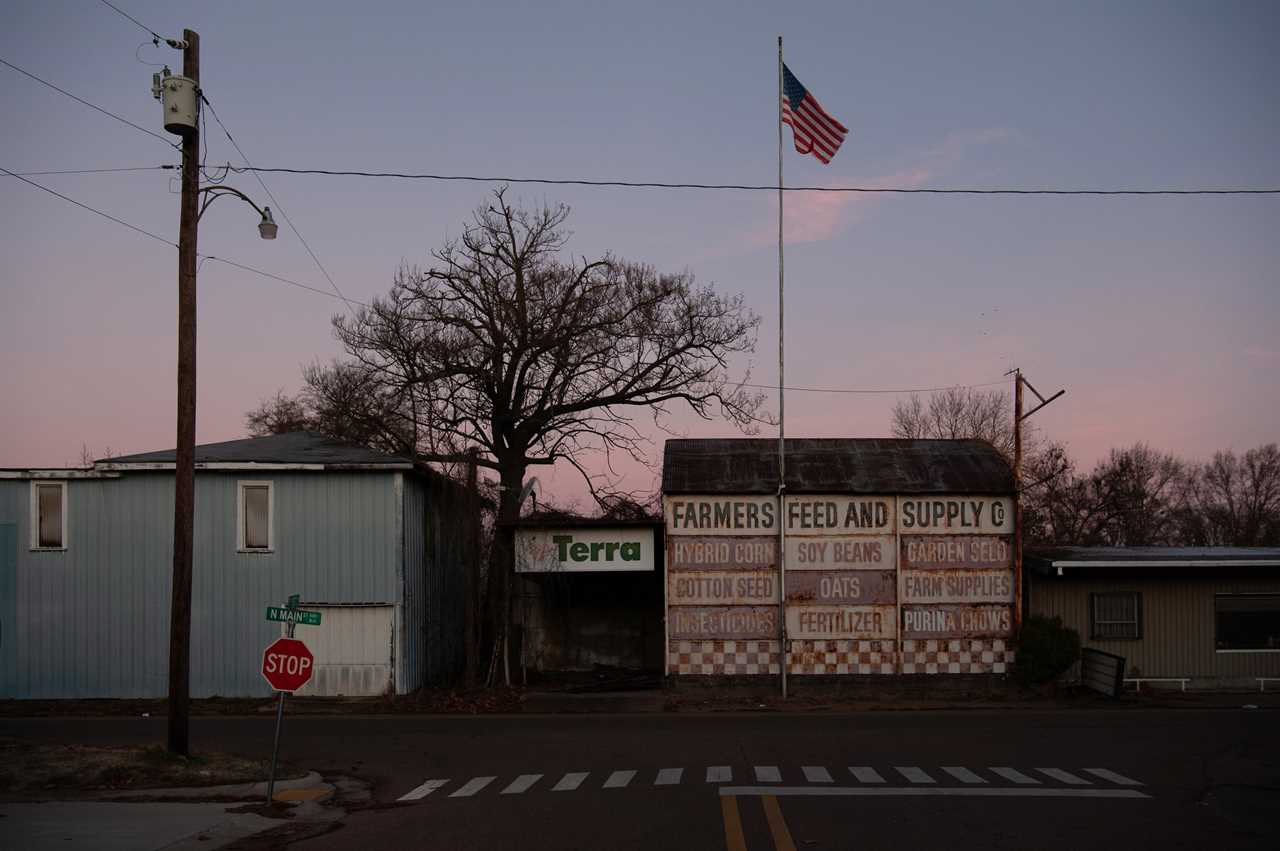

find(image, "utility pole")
[168,27,200,756]
[1009,368,1065,634]
[1012,370,1024,633]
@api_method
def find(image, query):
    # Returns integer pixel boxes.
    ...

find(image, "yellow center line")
[720,794,748,851]
[762,794,798,851]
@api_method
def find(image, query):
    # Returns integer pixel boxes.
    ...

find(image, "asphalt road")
[4,707,1278,850]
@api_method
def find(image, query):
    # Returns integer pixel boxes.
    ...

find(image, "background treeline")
[893,388,1279,547]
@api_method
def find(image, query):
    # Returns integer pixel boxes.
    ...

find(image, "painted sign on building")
[664,491,1016,675]
[515,527,656,573]
[786,605,896,640]
[785,497,894,533]
[785,536,896,570]
[668,605,777,640]
[669,570,779,605]
[902,604,1013,638]
[665,496,777,535]
[897,497,1012,534]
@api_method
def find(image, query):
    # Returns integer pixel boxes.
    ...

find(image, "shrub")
[1014,615,1080,686]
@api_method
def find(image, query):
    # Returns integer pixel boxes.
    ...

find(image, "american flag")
[781,64,848,164]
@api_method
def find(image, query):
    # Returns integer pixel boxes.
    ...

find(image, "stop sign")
[261,637,315,693]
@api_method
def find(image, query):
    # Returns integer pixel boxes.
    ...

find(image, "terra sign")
[515,527,656,573]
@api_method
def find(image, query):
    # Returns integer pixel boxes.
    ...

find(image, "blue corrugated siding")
[0,471,400,698]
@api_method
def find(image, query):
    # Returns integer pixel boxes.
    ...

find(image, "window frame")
[1214,593,1280,653]
[29,480,68,551]
[1089,591,1142,640]
[236,480,275,553]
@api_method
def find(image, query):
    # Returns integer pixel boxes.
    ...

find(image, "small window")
[30,481,67,549]
[237,481,274,552]
[1090,592,1141,640]
[1216,594,1280,651]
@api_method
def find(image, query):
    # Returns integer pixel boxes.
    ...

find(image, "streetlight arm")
[196,184,267,221]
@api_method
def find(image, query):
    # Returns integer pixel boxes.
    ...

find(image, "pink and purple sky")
[3,1,1277,506]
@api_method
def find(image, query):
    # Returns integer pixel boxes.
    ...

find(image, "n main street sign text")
[265,606,321,626]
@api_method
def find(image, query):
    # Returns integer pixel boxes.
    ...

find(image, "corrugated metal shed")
[661,438,1013,495]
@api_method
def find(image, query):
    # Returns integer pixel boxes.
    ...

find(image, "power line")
[97,0,167,43]
[202,255,367,305]
[200,95,357,312]
[6,167,1023,397]
[740,378,1009,395]
[230,166,1280,196]
[0,57,178,150]
[2,165,364,306]
[2,166,176,246]
[9,165,174,176]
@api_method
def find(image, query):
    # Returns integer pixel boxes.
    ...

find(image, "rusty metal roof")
[661,438,1013,495]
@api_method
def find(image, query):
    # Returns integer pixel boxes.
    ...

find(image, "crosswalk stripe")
[989,767,1040,785]
[802,766,833,783]
[941,766,987,784]
[552,772,589,792]
[849,766,885,784]
[449,776,495,797]
[603,770,636,789]
[755,766,782,783]
[1037,768,1090,785]
[398,779,448,801]
[707,766,732,783]
[655,768,684,786]
[895,766,936,784]
[1083,768,1143,786]
[501,774,542,795]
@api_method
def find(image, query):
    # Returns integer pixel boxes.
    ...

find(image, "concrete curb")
[102,770,333,803]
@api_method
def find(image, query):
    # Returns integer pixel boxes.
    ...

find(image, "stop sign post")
[262,595,318,803]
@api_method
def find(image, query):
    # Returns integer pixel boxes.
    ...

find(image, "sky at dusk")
[3,1,1277,506]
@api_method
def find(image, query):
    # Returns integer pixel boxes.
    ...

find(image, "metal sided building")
[0,431,468,699]
[1027,547,1280,690]
[661,438,1016,677]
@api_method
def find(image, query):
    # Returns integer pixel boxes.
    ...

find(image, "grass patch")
[0,737,303,793]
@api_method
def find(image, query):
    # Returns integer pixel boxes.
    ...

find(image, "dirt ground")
[0,737,304,794]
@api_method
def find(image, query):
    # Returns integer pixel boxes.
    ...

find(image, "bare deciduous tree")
[891,388,1017,459]
[252,189,764,678]
[1178,444,1280,546]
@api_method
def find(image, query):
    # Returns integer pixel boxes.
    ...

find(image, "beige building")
[1027,547,1280,690]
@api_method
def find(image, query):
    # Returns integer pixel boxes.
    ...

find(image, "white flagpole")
[776,35,788,699]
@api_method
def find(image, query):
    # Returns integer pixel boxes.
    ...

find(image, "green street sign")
[265,606,321,626]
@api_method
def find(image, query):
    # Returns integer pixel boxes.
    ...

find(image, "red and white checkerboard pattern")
[669,640,781,675]
[900,639,1014,674]
[787,640,897,675]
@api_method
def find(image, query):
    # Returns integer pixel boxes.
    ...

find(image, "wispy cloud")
[738,126,1019,249]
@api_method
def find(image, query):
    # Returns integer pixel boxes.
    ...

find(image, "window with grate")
[1090,592,1141,640]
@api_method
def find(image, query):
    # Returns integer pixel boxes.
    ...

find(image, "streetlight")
[198,185,277,239]
[155,30,274,755]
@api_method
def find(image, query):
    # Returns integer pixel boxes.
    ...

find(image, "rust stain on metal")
[900,535,1012,570]
[901,604,1013,638]
[785,570,896,605]
[668,605,779,640]
[670,536,777,570]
